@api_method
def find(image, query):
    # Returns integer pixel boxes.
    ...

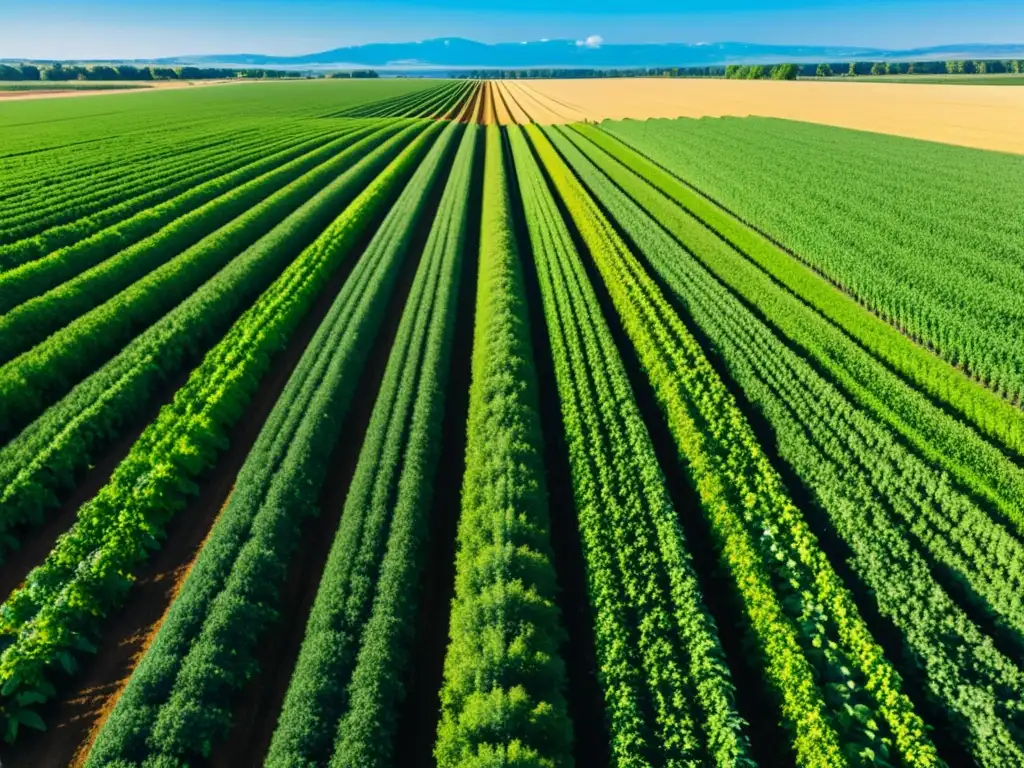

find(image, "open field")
[497,77,1024,153]
[0,78,275,101]
[1,79,1023,768]
[845,73,1024,86]
[0,81,151,92]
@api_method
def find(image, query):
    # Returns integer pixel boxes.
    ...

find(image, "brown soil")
[456,82,481,123]
[498,78,1024,154]
[2,488,226,768]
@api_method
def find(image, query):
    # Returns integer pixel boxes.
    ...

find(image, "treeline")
[0,63,303,81]
[460,59,1024,80]
[326,70,380,79]
[459,66,729,79]
[725,63,799,80]
[825,59,1024,76]
[732,60,1024,78]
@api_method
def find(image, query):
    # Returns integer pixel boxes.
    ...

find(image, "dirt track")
[0,79,249,102]
[496,78,1024,154]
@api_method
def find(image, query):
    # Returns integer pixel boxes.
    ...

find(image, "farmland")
[0,77,1023,768]
[491,78,1024,154]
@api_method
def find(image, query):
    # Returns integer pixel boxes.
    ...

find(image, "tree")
[0,64,22,81]
[974,60,987,74]
[747,64,766,79]
[871,62,886,75]
[725,64,741,79]
[86,65,118,80]
[848,62,857,76]
[816,63,833,77]
[771,63,799,80]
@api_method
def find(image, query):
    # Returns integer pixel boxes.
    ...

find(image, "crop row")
[0,126,335,274]
[0,121,276,207]
[509,123,752,767]
[85,119,461,767]
[569,124,1024,506]
[434,124,572,767]
[0,120,422,560]
[0,122,393,447]
[529,123,945,767]
[0,126,356,301]
[266,122,479,768]
[339,80,476,121]
[0,122,379,374]
[0,123,328,251]
[546,123,1023,766]
[601,118,1024,405]
[0,121,438,738]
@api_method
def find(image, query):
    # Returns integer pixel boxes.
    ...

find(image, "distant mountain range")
[157,38,1024,69]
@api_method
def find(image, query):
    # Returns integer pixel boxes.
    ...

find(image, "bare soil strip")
[509,78,1024,154]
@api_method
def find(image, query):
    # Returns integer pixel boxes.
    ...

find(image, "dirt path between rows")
[502,78,1024,154]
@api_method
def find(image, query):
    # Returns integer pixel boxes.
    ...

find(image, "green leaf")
[57,651,76,675]
[1,676,20,697]
[15,691,47,706]
[73,635,98,654]
[17,709,46,731]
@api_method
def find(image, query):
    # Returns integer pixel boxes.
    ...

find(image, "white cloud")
[575,34,603,49]
[540,38,549,43]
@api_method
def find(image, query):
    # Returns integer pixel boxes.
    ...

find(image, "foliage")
[434,124,572,768]
[572,123,1024,523]
[265,123,479,768]
[0,121,434,742]
[601,116,1024,406]
[555,120,1024,766]
[511,123,753,767]
[84,119,453,768]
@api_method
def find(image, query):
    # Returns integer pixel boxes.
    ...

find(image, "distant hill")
[157,38,1024,69]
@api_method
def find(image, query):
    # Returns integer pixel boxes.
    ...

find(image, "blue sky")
[3,0,1023,59]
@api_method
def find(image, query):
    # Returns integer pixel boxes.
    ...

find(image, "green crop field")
[844,73,1024,85]
[0,78,1022,768]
